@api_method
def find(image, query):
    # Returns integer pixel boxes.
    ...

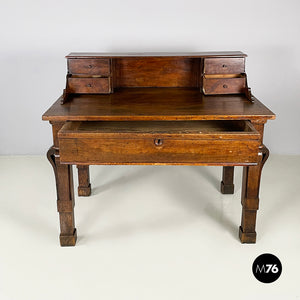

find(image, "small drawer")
[203,75,246,95]
[68,58,111,76]
[68,77,111,94]
[204,58,245,74]
[58,121,260,165]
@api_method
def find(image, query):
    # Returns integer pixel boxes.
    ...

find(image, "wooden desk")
[42,52,275,246]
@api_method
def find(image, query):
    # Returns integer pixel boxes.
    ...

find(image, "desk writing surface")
[66,51,247,58]
[42,88,275,122]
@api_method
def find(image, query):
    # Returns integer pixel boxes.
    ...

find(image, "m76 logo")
[255,264,279,274]
[252,254,282,283]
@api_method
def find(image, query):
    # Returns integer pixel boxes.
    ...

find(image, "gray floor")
[0,155,299,299]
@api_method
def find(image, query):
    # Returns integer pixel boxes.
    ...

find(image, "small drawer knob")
[88,65,93,68]
[223,84,228,89]
[154,138,163,146]
[87,84,92,87]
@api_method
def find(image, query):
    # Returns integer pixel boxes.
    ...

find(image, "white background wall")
[0,0,299,155]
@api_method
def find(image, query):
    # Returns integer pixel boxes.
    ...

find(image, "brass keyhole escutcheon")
[223,84,228,88]
[154,138,163,146]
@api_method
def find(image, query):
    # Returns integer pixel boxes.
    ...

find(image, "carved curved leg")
[47,146,58,197]
[77,165,91,196]
[239,145,269,243]
[47,146,77,246]
[221,166,234,194]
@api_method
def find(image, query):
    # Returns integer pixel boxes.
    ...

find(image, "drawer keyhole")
[87,84,92,87]
[223,84,228,89]
[154,138,163,146]
[222,64,227,68]
[88,65,93,68]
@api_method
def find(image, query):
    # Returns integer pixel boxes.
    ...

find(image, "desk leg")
[221,166,234,194]
[239,145,269,243]
[47,146,77,246]
[77,165,91,196]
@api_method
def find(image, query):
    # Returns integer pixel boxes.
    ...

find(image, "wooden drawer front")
[68,77,111,94]
[58,121,260,165]
[68,58,111,75]
[203,76,246,95]
[204,58,245,74]
[59,138,259,165]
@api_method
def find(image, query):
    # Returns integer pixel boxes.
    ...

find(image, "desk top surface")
[43,88,275,122]
[66,51,247,58]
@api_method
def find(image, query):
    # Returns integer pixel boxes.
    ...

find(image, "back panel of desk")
[113,57,200,88]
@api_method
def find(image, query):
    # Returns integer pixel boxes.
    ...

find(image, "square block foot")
[60,228,77,246]
[220,181,234,194]
[78,184,91,196]
[239,226,256,243]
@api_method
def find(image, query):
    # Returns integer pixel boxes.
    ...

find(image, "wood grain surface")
[43,88,275,122]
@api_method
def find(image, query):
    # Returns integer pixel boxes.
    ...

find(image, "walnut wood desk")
[42,52,275,246]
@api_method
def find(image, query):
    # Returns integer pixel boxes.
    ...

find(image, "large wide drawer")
[58,121,260,165]
[68,58,111,76]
